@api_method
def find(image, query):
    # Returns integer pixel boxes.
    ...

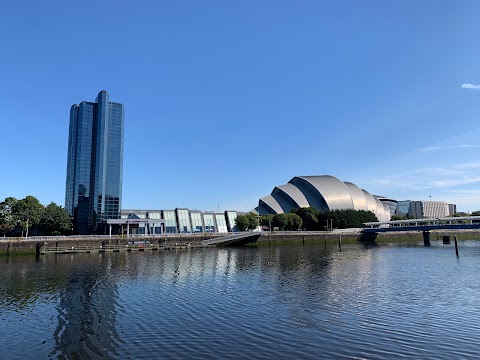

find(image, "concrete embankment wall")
[0,235,212,255]
[258,232,359,243]
[3,230,480,255]
[259,229,480,244]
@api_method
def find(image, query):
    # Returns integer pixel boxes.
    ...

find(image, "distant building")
[253,175,391,222]
[65,90,124,234]
[374,196,398,216]
[396,200,412,217]
[448,204,457,216]
[410,201,450,218]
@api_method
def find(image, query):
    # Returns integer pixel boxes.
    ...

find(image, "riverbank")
[2,229,480,255]
[256,229,480,245]
[0,235,209,256]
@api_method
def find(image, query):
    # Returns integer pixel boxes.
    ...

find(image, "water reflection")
[48,254,122,359]
[1,242,480,359]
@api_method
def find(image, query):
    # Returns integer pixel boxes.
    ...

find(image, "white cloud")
[418,145,479,152]
[430,176,480,188]
[455,161,480,170]
[410,167,461,176]
[461,83,480,89]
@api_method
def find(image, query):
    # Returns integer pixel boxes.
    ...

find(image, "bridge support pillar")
[423,231,430,247]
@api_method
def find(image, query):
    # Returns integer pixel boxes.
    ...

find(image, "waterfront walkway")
[201,231,262,246]
[363,216,480,233]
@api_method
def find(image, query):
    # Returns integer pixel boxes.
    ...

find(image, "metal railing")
[0,232,227,241]
[0,229,364,242]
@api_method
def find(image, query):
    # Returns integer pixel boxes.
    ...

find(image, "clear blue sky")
[1,0,480,213]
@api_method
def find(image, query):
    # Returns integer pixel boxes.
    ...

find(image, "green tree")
[272,213,303,231]
[236,214,249,231]
[236,213,259,231]
[391,214,407,221]
[0,197,18,236]
[260,215,274,229]
[318,209,378,229]
[247,213,259,230]
[13,196,44,237]
[272,214,287,230]
[284,213,303,230]
[41,202,72,235]
[470,211,480,216]
[291,207,320,230]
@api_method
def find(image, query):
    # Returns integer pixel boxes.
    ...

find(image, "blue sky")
[1,0,480,212]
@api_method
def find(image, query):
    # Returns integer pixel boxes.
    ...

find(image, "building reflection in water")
[1,245,338,358]
[48,254,122,359]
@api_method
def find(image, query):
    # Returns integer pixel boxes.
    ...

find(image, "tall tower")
[65,90,124,234]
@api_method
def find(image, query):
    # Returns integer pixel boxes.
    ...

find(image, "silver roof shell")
[291,175,354,210]
[344,182,369,211]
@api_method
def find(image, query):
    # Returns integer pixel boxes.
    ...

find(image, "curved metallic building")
[254,175,391,222]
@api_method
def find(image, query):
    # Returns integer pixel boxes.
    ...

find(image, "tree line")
[235,207,378,231]
[0,196,71,237]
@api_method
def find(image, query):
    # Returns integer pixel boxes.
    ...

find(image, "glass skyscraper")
[65,90,124,234]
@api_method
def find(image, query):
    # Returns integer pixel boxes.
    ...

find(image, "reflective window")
[225,211,238,232]
[203,213,215,232]
[214,213,228,233]
[176,209,191,233]
[190,212,204,233]
[65,91,124,234]
[162,210,178,233]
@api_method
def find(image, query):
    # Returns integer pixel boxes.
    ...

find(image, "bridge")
[362,216,480,244]
[201,231,262,246]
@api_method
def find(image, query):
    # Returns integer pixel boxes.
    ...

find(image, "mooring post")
[455,235,459,257]
[423,231,430,246]
[338,234,342,252]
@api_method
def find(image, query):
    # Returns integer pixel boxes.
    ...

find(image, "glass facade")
[396,200,411,216]
[214,213,228,233]
[203,213,215,232]
[225,211,238,232]
[118,209,242,235]
[176,209,192,233]
[65,91,124,234]
[380,200,398,216]
[146,211,162,234]
[162,210,178,234]
[190,211,204,233]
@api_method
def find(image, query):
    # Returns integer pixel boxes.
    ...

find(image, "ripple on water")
[2,243,480,359]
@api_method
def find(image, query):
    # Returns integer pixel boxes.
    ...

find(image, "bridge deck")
[363,216,480,233]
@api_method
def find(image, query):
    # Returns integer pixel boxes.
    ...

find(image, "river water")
[1,240,479,359]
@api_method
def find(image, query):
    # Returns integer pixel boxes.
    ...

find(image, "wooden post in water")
[338,234,342,252]
[423,231,431,247]
[455,235,459,257]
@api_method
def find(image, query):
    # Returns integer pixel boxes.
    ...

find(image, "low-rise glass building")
[119,209,239,234]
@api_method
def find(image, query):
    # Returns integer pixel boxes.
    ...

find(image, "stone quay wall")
[0,234,219,255]
[2,229,480,255]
